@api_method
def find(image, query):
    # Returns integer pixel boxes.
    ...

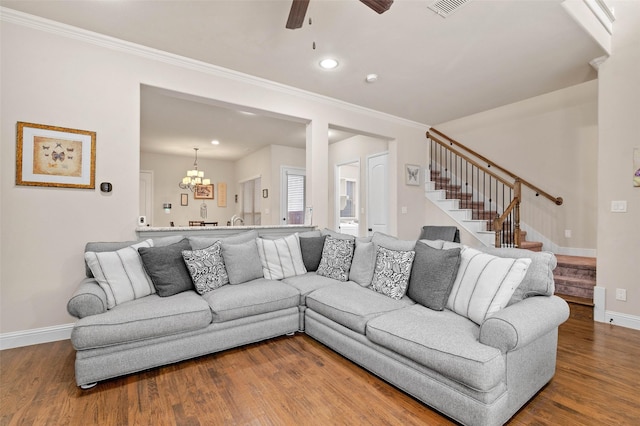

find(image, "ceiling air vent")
[427,0,472,18]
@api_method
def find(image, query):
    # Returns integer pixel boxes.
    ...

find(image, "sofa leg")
[80,382,97,390]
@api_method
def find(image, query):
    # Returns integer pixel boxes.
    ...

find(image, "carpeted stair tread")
[557,294,595,307]
[554,275,596,288]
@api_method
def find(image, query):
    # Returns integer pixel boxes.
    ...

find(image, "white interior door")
[139,170,153,226]
[367,152,388,235]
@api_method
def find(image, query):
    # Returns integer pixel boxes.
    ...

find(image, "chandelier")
[179,148,210,191]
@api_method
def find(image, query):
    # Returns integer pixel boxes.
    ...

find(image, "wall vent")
[427,0,472,18]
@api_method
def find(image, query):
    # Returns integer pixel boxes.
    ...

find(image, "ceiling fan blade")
[286,0,310,29]
[360,0,394,14]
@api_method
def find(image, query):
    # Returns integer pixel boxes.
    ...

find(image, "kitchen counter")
[136,224,316,239]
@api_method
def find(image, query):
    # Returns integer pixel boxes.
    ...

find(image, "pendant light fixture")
[179,147,210,191]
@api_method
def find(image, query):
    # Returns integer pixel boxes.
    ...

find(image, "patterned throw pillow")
[316,236,355,281]
[447,247,532,325]
[370,246,416,300]
[182,240,229,295]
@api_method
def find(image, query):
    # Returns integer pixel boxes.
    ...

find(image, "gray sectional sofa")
[67,228,569,426]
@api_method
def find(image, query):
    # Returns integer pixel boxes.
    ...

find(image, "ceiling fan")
[286,0,394,29]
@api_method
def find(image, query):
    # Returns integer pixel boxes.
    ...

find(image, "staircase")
[425,129,595,318]
[426,169,544,249]
[425,128,562,250]
[553,255,597,318]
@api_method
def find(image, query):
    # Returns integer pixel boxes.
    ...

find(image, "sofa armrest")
[67,278,107,319]
[479,295,569,353]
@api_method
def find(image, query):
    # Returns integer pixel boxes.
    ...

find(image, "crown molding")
[0,7,427,131]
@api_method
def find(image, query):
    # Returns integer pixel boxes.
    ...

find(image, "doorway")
[335,160,360,236]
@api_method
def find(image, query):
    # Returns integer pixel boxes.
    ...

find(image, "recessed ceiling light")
[365,74,378,83]
[319,58,339,70]
[211,140,220,145]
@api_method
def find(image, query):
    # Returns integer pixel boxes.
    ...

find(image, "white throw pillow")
[447,246,531,325]
[256,234,307,280]
[84,239,155,309]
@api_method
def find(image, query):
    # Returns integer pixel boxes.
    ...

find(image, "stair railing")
[427,128,563,248]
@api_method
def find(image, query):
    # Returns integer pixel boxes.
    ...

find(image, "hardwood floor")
[2,307,639,425]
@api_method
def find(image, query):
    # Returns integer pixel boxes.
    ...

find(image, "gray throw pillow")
[371,232,416,251]
[407,241,461,311]
[321,228,356,240]
[316,236,355,281]
[299,235,326,272]
[349,241,377,286]
[221,238,263,284]
[138,238,194,297]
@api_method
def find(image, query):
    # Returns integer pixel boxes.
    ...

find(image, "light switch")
[611,200,627,213]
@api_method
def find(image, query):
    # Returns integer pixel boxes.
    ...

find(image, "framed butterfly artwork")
[16,122,96,189]
[405,164,420,186]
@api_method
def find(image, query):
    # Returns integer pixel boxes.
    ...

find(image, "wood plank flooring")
[1,307,639,425]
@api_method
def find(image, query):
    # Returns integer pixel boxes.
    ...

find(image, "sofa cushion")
[281,272,341,304]
[221,238,263,284]
[188,229,258,250]
[321,228,356,240]
[316,236,355,282]
[447,247,531,325]
[299,235,326,272]
[71,291,212,350]
[367,304,505,392]
[84,239,155,309]
[181,240,229,295]
[482,247,557,304]
[349,240,376,287]
[306,281,414,335]
[371,232,416,251]
[407,242,461,311]
[138,239,194,297]
[370,246,415,300]
[256,234,307,280]
[201,278,300,323]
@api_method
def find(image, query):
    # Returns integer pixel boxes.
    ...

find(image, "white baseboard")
[0,323,73,350]
[592,286,640,330]
[601,311,640,331]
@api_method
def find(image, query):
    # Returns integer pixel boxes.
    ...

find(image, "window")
[281,167,306,225]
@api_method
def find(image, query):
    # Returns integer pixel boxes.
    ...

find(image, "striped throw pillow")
[447,246,531,325]
[256,234,307,280]
[84,239,155,309]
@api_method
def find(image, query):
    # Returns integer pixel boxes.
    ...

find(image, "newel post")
[514,179,521,248]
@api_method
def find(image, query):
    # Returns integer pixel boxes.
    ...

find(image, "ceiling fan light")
[319,58,339,69]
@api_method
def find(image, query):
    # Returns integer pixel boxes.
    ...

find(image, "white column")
[306,119,329,229]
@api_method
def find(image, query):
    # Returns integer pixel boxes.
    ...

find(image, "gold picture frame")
[16,122,96,189]
[194,184,214,199]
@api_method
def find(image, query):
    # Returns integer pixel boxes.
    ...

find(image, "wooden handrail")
[428,128,563,206]
[429,133,514,189]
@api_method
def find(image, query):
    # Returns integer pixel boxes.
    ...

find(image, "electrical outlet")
[401,206,408,214]
[564,229,572,238]
[615,288,627,301]
[611,200,627,213]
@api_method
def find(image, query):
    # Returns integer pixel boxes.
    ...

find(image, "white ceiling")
[2,0,606,159]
